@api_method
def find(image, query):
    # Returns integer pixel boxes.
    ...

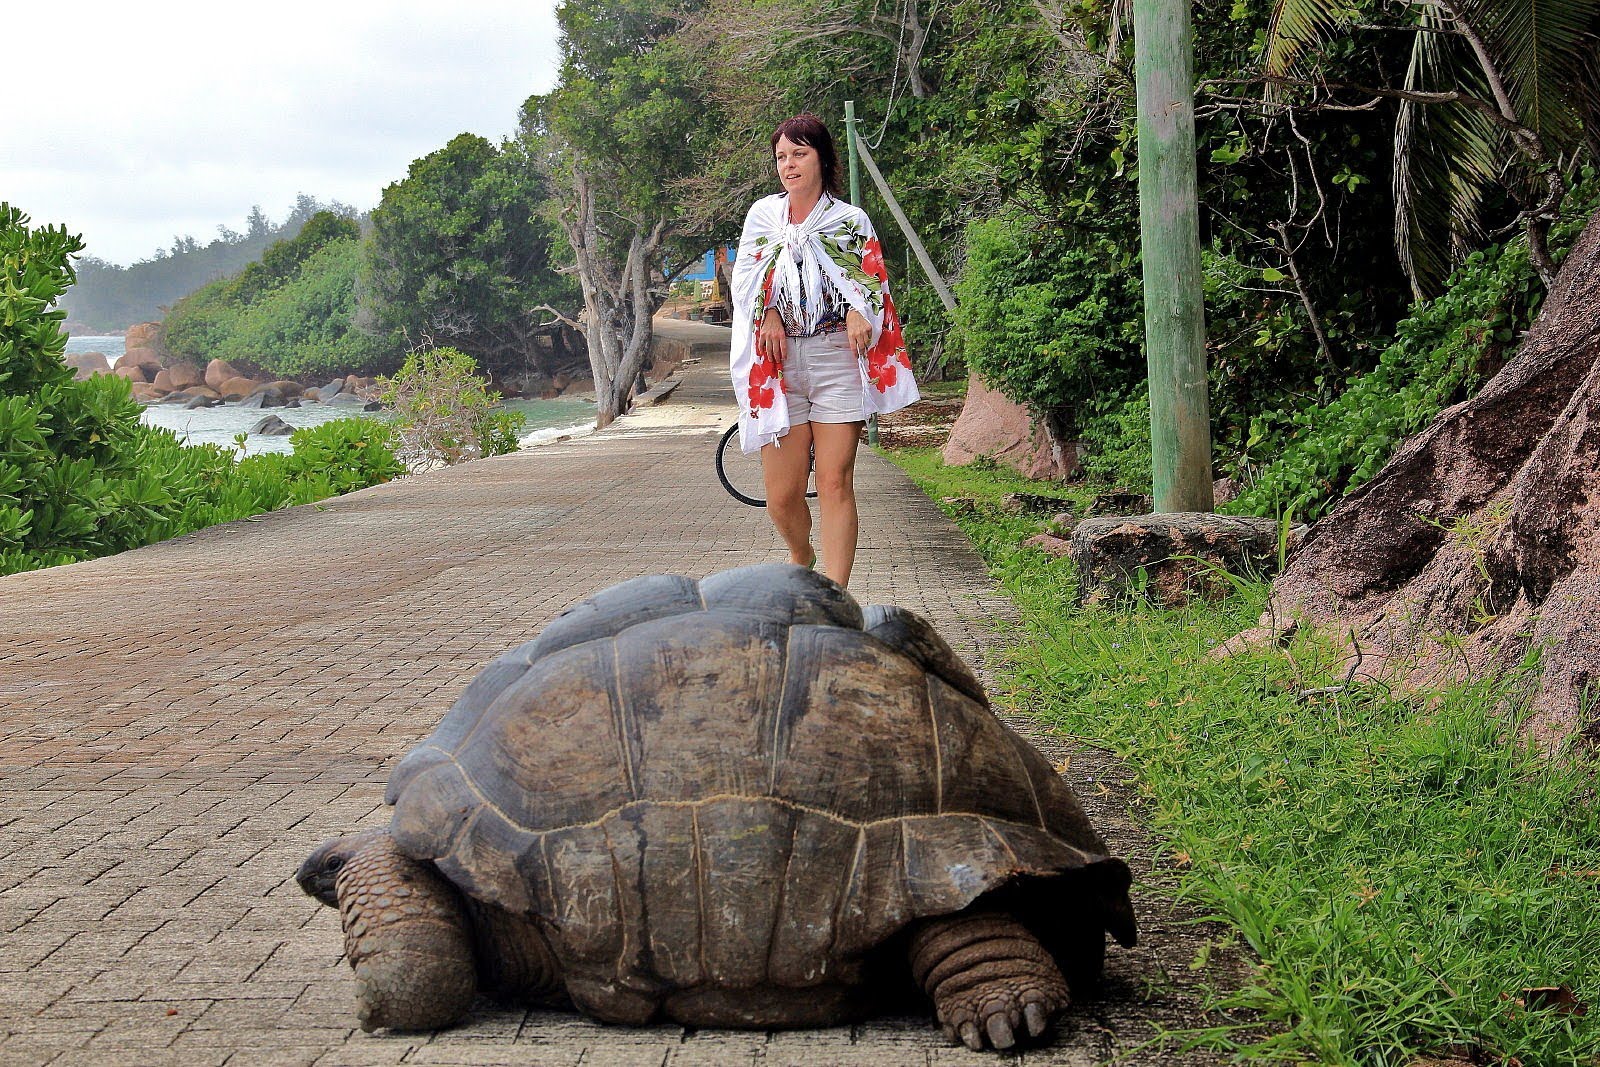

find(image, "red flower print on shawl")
[863,237,887,282]
[863,289,910,393]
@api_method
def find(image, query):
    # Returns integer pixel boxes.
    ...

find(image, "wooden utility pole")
[1134,0,1213,512]
[845,100,862,206]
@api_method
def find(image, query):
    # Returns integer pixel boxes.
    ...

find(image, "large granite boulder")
[151,368,176,392]
[114,363,150,383]
[250,414,294,435]
[124,322,164,351]
[204,358,243,391]
[120,347,163,377]
[240,386,288,409]
[129,382,162,402]
[218,376,262,401]
[1070,513,1305,608]
[185,395,224,409]
[164,361,205,391]
[65,352,111,380]
[941,372,1078,480]
[264,379,304,397]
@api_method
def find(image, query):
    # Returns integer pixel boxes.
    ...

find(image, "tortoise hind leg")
[908,910,1070,1051]
[334,834,478,1032]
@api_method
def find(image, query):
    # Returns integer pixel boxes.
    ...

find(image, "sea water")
[61,335,594,455]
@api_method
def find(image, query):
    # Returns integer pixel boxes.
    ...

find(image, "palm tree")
[1263,0,1598,295]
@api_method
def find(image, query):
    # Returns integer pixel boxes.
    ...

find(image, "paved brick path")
[1,322,1242,1065]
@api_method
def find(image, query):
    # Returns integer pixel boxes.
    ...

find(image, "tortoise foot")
[909,911,1070,1052]
[334,834,478,1031]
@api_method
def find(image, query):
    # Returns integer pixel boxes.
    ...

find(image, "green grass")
[885,447,1600,1066]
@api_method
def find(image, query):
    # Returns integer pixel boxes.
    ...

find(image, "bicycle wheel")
[716,424,768,506]
[716,424,817,507]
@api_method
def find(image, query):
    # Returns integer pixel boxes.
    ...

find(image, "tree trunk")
[559,167,668,429]
[1259,209,1600,744]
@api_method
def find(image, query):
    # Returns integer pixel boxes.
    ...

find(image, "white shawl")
[729,193,920,453]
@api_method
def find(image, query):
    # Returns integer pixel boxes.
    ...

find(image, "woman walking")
[729,114,920,587]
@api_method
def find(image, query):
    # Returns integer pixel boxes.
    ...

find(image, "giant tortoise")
[298,563,1136,1051]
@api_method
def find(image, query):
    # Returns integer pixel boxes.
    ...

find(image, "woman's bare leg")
[762,422,816,566]
[811,421,863,587]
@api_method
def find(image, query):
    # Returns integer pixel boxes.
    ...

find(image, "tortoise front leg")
[334,834,478,1032]
[908,910,1070,1051]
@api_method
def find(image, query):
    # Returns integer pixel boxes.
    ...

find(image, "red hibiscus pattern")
[863,289,911,393]
[747,268,785,414]
[862,236,886,281]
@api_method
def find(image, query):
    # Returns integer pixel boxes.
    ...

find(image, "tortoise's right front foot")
[328,834,478,1032]
[909,910,1070,1051]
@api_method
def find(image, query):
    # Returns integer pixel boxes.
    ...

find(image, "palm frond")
[1460,0,1599,146]
[1395,9,1503,296]
[1577,36,1600,158]
[1263,0,1359,79]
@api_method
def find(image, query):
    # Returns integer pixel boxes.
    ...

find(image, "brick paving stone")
[0,320,1250,1065]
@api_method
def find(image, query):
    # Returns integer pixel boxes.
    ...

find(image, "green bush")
[951,207,1145,424]
[378,346,526,471]
[0,203,404,576]
[1078,388,1152,489]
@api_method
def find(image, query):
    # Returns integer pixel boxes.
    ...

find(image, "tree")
[365,133,577,380]
[533,0,718,427]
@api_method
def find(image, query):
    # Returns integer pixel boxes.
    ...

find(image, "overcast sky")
[4,1,562,265]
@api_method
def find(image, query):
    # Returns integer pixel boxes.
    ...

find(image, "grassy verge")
[885,447,1600,1066]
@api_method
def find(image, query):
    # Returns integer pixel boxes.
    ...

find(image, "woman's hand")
[844,309,872,358]
[757,309,788,367]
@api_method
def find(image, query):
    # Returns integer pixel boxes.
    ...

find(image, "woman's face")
[774,135,823,199]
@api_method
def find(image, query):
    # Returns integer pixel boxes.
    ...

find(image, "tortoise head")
[297,829,386,907]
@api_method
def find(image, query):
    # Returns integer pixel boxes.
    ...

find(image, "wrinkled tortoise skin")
[383,563,1135,1024]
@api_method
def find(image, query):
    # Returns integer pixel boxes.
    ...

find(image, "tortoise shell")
[384,564,1135,1018]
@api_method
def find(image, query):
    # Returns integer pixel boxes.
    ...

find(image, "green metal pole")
[845,100,879,445]
[845,100,861,206]
[1134,0,1213,513]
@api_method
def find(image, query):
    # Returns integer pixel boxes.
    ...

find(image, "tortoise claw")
[985,1013,1016,1049]
[1024,1000,1049,1037]
[959,1021,983,1051]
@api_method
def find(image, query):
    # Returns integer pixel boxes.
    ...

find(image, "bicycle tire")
[716,424,818,507]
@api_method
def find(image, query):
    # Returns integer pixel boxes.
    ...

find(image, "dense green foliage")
[888,447,1600,1066]
[1232,173,1599,521]
[366,134,576,377]
[377,346,526,471]
[164,212,388,379]
[953,207,1144,420]
[0,204,402,576]
[58,196,357,331]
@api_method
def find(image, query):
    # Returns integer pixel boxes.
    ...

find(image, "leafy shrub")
[378,346,526,471]
[1230,172,1598,522]
[951,207,1145,424]
[0,203,404,576]
[1078,388,1153,489]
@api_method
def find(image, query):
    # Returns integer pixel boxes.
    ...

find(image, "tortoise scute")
[769,625,940,821]
[386,653,535,804]
[613,614,791,802]
[862,604,988,707]
[697,563,864,629]
[521,573,703,666]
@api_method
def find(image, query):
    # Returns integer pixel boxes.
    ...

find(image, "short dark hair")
[770,114,842,199]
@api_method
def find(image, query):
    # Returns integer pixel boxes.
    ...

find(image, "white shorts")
[783,331,864,425]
